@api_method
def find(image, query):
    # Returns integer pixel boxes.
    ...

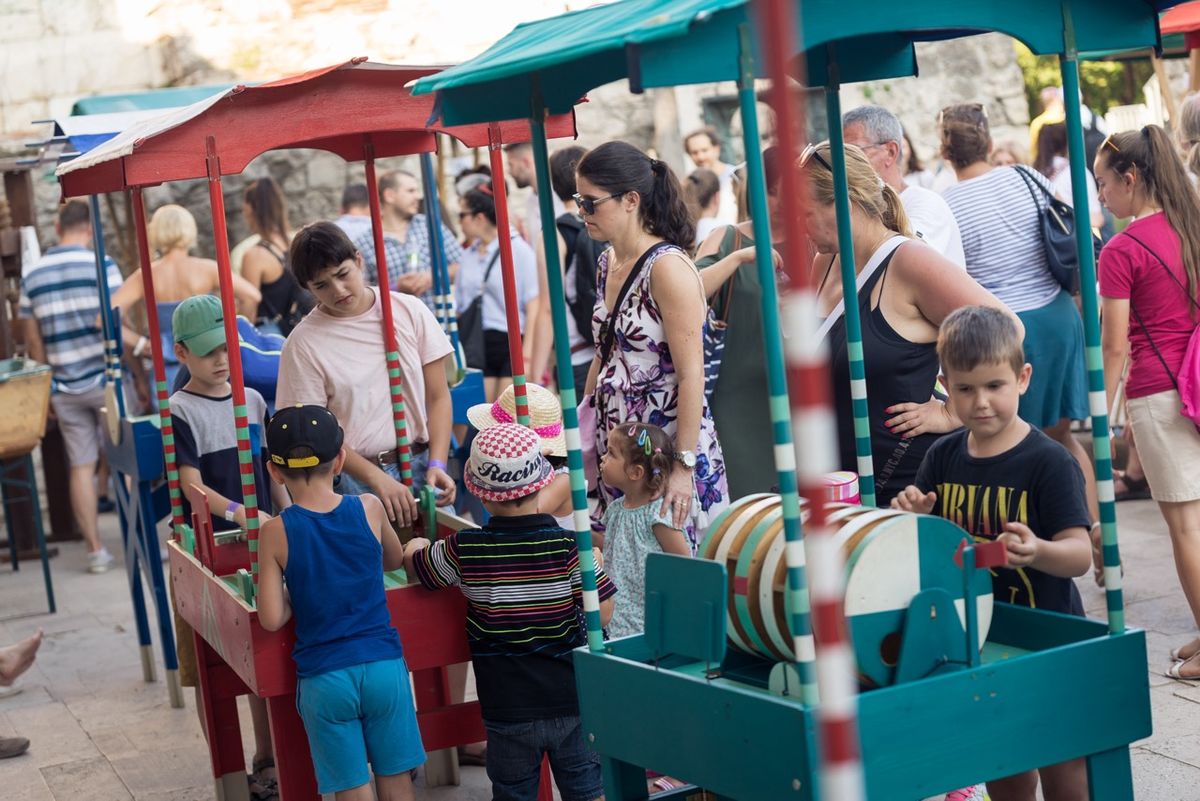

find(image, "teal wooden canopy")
[414,0,1182,124]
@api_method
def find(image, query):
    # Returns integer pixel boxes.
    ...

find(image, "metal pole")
[1061,7,1124,634]
[131,190,185,536]
[486,122,531,426]
[736,23,817,706]
[752,1,865,798]
[530,85,603,653]
[824,69,877,509]
[419,152,464,374]
[204,136,261,583]
[363,139,414,486]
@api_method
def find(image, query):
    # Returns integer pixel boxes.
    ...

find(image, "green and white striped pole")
[824,73,877,508]
[530,85,604,653]
[1061,8,1123,634]
[736,24,817,705]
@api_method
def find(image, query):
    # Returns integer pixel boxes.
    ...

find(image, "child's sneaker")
[945,786,989,801]
[87,547,115,574]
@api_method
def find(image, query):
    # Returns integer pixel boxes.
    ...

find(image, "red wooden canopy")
[1162,0,1200,34]
[57,58,577,197]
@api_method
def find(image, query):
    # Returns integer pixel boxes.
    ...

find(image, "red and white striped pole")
[752,0,865,798]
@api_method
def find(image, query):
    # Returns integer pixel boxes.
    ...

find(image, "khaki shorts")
[48,385,107,467]
[1127,388,1200,503]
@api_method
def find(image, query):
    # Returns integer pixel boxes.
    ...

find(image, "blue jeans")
[336,451,429,497]
[484,716,602,801]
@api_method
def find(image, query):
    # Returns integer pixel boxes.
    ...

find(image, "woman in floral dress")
[577,141,728,546]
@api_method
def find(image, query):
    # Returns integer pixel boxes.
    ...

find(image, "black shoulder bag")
[1012,165,1099,295]
[458,248,501,369]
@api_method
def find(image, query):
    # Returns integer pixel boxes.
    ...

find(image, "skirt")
[1017,289,1089,427]
[1127,388,1200,502]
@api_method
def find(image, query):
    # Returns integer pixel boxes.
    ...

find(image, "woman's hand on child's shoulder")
[891,485,937,514]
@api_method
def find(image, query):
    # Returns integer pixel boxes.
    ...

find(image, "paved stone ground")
[0,497,1197,799]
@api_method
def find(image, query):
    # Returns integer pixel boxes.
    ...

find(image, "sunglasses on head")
[799,142,833,172]
[573,191,626,215]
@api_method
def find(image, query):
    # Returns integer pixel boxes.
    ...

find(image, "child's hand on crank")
[998,522,1039,568]
[891,485,937,514]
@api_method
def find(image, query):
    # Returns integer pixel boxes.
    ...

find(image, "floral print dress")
[591,244,729,547]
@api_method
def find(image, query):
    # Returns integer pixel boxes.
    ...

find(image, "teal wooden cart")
[416,1,1181,797]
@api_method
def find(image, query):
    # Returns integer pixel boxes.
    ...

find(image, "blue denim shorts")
[485,715,602,801]
[336,450,430,497]
[296,658,426,794]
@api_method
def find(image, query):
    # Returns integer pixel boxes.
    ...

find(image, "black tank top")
[829,245,941,506]
[255,240,300,323]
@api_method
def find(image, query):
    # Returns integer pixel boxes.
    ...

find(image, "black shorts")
[483,329,513,378]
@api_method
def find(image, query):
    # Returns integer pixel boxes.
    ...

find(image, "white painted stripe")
[781,293,826,364]
[773,443,796,472]
[823,763,866,801]
[1089,390,1108,418]
[815,647,860,716]
[581,588,600,612]
[1104,565,1123,590]
[1096,479,1115,503]
[792,408,839,476]
[573,509,591,534]
[795,634,815,663]
[856,455,874,481]
[806,535,847,599]
[564,427,582,452]
[850,378,867,399]
[784,539,807,568]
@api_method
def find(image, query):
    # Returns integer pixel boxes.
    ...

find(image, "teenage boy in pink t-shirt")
[277,221,456,526]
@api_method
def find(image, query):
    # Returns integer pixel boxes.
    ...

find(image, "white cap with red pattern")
[465,423,555,503]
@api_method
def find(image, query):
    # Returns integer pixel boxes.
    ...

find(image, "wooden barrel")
[700,495,993,687]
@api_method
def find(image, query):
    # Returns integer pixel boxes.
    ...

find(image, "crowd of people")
[18,84,1200,800]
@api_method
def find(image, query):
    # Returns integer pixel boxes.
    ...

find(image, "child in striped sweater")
[405,423,615,801]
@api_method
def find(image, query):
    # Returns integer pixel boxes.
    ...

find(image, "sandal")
[1165,654,1200,683]
[1170,638,1200,662]
[1113,470,1151,502]
[249,757,278,801]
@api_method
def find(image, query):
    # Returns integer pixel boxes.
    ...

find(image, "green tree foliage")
[1016,42,1154,116]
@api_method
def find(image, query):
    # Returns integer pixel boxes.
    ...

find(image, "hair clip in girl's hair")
[479,183,494,196]
[635,428,652,456]
[654,447,662,454]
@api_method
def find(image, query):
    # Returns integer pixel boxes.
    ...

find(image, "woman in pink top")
[1096,125,1200,679]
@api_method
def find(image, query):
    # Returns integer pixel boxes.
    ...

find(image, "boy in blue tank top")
[257,404,424,801]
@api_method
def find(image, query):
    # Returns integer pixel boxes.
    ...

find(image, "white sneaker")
[87,548,115,574]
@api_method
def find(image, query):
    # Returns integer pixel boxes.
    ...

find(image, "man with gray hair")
[843,105,965,267]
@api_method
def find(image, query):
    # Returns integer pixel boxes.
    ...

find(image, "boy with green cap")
[169,294,284,794]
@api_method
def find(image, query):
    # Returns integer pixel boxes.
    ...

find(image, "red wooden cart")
[57,59,577,800]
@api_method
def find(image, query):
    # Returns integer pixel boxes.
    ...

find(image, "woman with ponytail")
[804,141,1017,505]
[577,140,727,547]
[941,103,1099,529]
[1096,125,1200,678]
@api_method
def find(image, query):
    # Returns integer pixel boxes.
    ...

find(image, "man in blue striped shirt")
[20,200,122,573]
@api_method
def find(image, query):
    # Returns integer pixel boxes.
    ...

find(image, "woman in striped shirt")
[941,103,1098,530]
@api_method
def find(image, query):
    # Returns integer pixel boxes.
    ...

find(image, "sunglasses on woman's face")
[799,142,833,172]
[573,191,626,216]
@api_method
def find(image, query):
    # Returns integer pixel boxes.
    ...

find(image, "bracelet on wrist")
[224,501,242,523]
[428,459,448,472]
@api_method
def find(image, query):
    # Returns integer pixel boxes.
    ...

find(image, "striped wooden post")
[1061,10,1124,634]
[824,84,877,509]
[204,136,262,581]
[486,122,531,427]
[419,153,465,374]
[530,87,603,652]
[89,195,126,420]
[363,141,414,487]
[735,23,817,706]
[753,0,866,798]
[131,189,186,537]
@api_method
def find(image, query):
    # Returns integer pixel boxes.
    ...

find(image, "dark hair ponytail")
[577,141,696,248]
[1098,124,1200,307]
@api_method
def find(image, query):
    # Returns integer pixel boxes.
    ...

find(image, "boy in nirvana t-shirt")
[893,305,1092,801]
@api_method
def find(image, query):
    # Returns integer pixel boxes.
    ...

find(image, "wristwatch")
[675,449,697,470]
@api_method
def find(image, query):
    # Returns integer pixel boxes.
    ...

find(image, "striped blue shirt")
[352,213,464,312]
[20,245,122,394]
[943,166,1062,313]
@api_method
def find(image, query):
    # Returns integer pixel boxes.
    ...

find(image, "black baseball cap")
[267,404,344,469]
